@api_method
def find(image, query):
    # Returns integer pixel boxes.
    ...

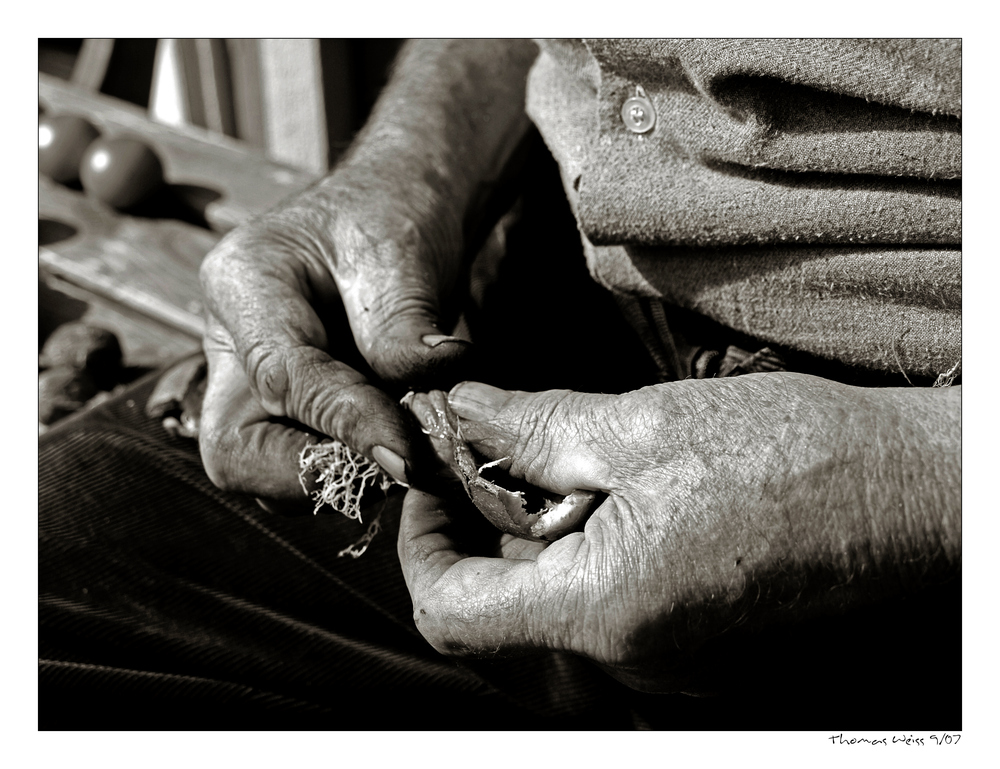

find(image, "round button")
[621,95,656,134]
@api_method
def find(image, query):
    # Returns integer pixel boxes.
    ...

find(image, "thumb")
[340,272,473,391]
[446,382,614,495]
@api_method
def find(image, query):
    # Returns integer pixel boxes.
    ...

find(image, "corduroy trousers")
[39,143,961,730]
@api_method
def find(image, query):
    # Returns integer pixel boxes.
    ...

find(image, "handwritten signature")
[829,734,961,746]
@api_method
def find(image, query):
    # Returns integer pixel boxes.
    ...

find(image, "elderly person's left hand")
[397,374,961,692]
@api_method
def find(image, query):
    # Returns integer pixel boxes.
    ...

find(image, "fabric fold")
[527,38,962,378]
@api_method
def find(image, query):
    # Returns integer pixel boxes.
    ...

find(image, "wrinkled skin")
[198,167,471,501]
[195,40,961,696]
[404,390,599,542]
[397,376,961,693]
[197,40,537,503]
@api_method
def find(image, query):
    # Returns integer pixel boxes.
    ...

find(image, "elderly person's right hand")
[197,160,472,501]
[197,40,538,504]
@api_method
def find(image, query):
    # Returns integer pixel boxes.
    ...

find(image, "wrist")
[655,376,961,636]
[327,149,466,255]
[757,379,962,608]
[342,120,474,214]
[330,39,537,238]
[855,384,962,584]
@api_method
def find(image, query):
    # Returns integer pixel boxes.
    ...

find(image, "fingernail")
[448,382,509,421]
[422,334,471,348]
[404,391,444,436]
[372,445,409,486]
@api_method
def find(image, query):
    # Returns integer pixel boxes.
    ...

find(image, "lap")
[38,370,962,731]
[39,372,643,729]
[38,147,960,729]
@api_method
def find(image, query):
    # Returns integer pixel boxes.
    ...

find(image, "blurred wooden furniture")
[68,39,160,109]
[219,38,337,173]
[70,39,117,91]
[44,38,362,174]
[153,38,394,173]
[39,73,318,369]
[148,38,399,173]
[39,39,400,375]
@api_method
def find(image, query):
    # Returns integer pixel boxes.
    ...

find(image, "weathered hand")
[198,165,471,501]
[397,375,960,692]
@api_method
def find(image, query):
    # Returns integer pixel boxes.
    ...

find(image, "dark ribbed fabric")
[39,142,960,730]
[38,143,652,730]
[38,373,641,730]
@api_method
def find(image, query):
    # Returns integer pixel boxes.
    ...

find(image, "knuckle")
[305,379,369,446]
[244,343,291,407]
[409,571,489,658]
[508,390,587,479]
[202,457,234,493]
[199,430,238,493]
[198,410,252,495]
[413,606,471,658]
[410,593,457,654]
[285,350,389,453]
[505,394,560,465]
[248,341,386,451]
[197,244,225,293]
[198,230,247,298]
[406,536,445,572]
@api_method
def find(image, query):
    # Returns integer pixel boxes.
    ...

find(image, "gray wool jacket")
[526,39,961,381]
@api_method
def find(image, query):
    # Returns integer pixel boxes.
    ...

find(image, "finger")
[202,248,413,482]
[336,241,473,390]
[499,533,548,562]
[397,489,561,657]
[446,382,614,494]
[201,237,340,411]
[200,330,324,499]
